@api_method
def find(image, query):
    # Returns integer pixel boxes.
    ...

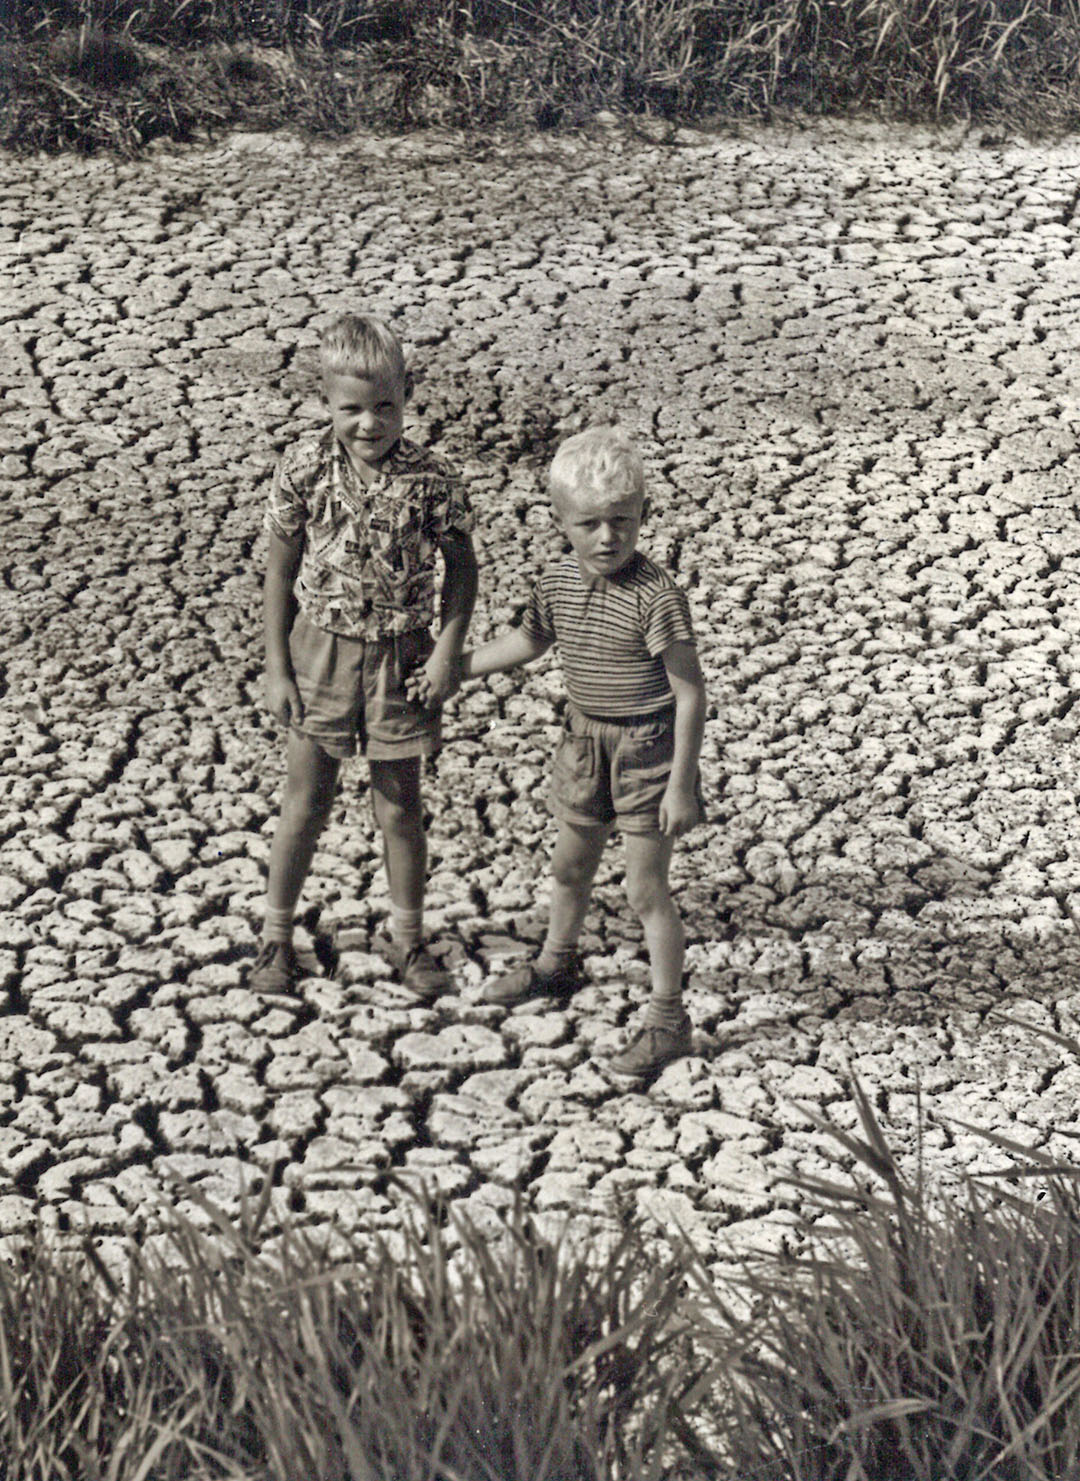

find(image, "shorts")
[548,704,706,835]
[288,609,441,762]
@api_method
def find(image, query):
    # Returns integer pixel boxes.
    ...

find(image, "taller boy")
[251,313,477,1000]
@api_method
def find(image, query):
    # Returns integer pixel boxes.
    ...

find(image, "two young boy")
[253,312,706,1079]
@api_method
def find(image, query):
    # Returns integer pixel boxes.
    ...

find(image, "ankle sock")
[391,904,423,952]
[644,994,687,1033]
[535,937,579,975]
[263,904,294,945]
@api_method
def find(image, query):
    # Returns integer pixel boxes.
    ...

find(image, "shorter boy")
[416,426,706,1077]
[251,312,477,1001]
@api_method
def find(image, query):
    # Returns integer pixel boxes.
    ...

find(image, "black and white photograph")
[3,1,1080,1475]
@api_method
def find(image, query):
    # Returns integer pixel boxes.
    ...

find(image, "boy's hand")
[411,651,459,709]
[659,782,699,838]
[266,668,303,727]
[405,668,435,705]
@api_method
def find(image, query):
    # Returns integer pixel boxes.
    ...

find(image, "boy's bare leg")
[265,731,340,919]
[623,831,685,1027]
[537,820,612,971]
[252,732,339,988]
[482,820,610,1005]
[369,755,452,999]
[369,756,425,922]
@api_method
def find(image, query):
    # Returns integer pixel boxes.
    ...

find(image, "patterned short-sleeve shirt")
[264,430,473,640]
[521,551,696,717]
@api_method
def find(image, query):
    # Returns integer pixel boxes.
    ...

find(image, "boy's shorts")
[548,704,705,835]
[288,609,440,762]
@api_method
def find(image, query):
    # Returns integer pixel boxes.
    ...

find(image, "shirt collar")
[574,550,642,590]
[331,431,407,489]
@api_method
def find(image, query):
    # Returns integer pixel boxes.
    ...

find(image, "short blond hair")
[320,312,406,383]
[548,426,645,509]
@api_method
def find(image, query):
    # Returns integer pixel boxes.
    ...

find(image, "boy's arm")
[264,529,304,725]
[417,528,479,704]
[461,626,551,678]
[409,624,550,703]
[659,640,707,838]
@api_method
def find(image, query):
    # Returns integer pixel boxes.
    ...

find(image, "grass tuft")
[0,1175,701,1480]
[682,1076,1080,1479]
[48,23,142,85]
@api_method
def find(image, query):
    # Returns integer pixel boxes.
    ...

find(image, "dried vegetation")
[4,0,1080,153]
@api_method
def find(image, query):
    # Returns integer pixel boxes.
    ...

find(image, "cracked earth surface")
[4,116,1080,1266]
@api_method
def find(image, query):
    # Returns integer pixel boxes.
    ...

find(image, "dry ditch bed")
[3,117,1080,1263]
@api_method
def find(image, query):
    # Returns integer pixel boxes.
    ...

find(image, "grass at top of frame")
[3,0,1080,154]
[8,1016,1080,1480]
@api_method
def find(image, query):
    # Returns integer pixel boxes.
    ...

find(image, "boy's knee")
[626,870,674,921]
[379,801,422,839]
[373,782,423,838]
[283,777,335,832]
[551,853,594,893]
[370,758,422,812]
[282,738,339,825]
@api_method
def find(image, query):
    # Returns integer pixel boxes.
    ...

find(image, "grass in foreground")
[8,1032,1080,1479]
[685,1069,1080,1480]
[4,0,1080,153]
[2,1178,698,1480]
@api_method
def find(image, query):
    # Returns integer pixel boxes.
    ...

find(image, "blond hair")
[548,426,645,508]
[319,312,406,383]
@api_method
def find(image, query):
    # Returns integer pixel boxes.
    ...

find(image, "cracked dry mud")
[4,116,1080,1268]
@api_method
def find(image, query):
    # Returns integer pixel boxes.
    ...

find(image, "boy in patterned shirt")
[251,312,477,1001]
[414,425,706,1077]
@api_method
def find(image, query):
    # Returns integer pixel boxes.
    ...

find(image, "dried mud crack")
[4,118,1080,1267]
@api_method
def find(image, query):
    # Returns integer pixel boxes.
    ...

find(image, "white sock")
[536,935,578,974]
[644,992,686,1032]
[263,904,294,945]
[391,904,423,951]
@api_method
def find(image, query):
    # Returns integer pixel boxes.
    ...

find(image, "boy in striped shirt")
[418,426,707,1078]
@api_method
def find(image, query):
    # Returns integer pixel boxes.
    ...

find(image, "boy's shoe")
[247,940,302,998]
[608,1013,692,1078]
[384,939,451,1004]
[482,954,585,1007]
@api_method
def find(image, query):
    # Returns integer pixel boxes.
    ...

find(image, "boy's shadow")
[680,846,1080,1052]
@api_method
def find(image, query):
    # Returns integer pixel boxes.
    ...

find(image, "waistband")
[295,609,430,648]
[570,703,675,728]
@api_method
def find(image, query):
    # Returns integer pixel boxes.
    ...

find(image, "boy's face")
[323,365,405,474]
[554,485,644,579]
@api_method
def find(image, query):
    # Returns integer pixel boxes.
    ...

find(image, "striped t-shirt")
[521,551,696,718]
